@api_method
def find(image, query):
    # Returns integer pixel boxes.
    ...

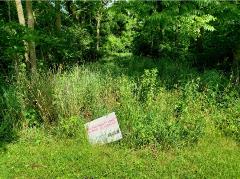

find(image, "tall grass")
[0,56,239,147]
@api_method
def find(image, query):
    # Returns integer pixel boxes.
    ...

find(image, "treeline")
[0,0,108,76]
[0,1,240,78]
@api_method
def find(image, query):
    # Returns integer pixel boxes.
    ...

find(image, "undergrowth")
[0,56,239,148]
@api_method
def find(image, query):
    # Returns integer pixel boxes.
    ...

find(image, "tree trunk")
[15,0,29,69]
[26,0,37,73]
[66,1,78,21]
[96,11,102,52]
[55,0,61,31]
[15,0,25,25]
[233,44,240,84]
[7,0,11,22]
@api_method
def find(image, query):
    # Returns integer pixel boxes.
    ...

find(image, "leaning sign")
[85,112,122,144]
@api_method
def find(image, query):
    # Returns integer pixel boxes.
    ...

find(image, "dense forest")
[0,1,240,178]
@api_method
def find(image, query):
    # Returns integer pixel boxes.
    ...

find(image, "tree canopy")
[0,0,239,78]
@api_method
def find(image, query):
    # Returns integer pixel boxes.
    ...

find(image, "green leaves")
[180,14,216,38]
[131,1,219,59]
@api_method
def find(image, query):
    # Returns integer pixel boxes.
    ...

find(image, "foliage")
[214,91,240,142]
[0,2,240,172]
[103,3,137,53]
[132,1,217,59]
[56,116,87,141]
[1,1,240,72]
[1,56,239,148]
[0,20,27,75]
[0,86,19,141]
[38,25,93,66]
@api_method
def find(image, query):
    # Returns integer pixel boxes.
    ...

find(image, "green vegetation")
[1,56,240,177]
[0,127,239,178]
[0,0,240,178]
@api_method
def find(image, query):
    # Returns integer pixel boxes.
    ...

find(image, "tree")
[15,0,29,72]
[26,0,37,73]
[7,0,11,22]
[55,0,61,31]
[96,9,102,52]
[15,0,37,73]
[15,0,25,25]
[128,1,216,59]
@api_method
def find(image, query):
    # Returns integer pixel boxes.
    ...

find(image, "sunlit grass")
[0,128,239,178]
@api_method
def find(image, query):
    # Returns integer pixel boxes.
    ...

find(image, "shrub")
[115,69,206,147]
[55,116,87,142]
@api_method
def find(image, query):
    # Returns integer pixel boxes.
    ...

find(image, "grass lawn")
[0,129,239,178]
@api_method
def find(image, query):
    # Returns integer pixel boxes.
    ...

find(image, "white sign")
[85,112,122,144]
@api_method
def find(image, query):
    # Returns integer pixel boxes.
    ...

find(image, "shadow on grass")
[0,128,18,152]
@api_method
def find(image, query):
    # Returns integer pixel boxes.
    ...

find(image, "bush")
[114,69,206,147]
[55,116,87,142]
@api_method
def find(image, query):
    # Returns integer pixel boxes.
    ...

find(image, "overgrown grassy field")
[0,55,239,177]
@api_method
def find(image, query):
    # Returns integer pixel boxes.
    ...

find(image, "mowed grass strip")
[0,132,239,178]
